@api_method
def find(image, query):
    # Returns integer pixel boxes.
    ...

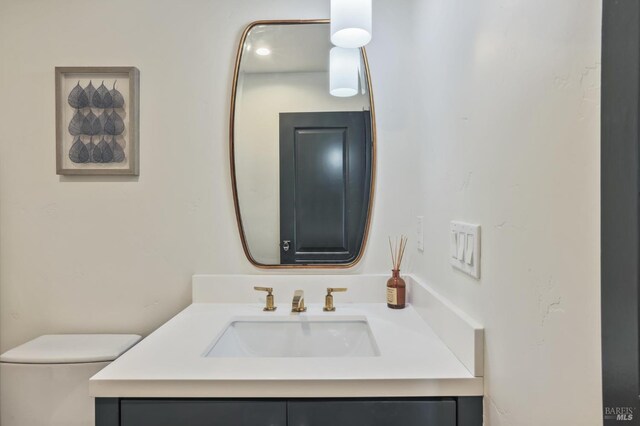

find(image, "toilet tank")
[0,334,141,426]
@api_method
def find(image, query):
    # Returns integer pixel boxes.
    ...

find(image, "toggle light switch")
[465,235,474,265]
[450,230,458,258]
[457,232,466,260]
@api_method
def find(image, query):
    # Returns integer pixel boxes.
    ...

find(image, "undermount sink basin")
[205,317,380,358]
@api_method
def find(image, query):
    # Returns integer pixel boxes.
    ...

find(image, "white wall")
[408,1,602,425]
[235,71,369,263]
[0,0,419,352]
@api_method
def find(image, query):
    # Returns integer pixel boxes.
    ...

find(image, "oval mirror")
[230,20,376,268]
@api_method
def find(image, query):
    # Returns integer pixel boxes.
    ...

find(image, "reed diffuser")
[387,236,407,309]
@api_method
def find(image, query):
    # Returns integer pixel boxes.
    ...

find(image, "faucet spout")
[291,290,306,313]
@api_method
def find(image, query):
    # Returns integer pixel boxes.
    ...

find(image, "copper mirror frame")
[229,19,377,269]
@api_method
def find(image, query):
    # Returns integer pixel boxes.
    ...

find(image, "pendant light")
[330,0,372,48]
[330,47,359,97]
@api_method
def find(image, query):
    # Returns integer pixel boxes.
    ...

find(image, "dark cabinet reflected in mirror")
[230,20,376,268]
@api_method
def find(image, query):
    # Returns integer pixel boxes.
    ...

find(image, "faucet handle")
[324,288,348,312]
[254,286,276,311]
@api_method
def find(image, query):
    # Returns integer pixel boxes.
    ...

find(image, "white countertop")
[90,302,483,398]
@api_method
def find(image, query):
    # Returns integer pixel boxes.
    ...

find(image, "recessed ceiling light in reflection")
[256,47,271,56]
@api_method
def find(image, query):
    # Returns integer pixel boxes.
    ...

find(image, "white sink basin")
[205,317,380,358]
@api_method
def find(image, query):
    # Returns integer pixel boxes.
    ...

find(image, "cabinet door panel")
[120,399,286,426]
[287,399,456,426]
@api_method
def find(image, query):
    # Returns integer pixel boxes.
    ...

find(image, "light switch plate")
[449,221,480,279]
[417,216,424,251]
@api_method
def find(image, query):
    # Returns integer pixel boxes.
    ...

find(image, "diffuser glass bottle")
[387,236,407,309]
[387,269,406,309]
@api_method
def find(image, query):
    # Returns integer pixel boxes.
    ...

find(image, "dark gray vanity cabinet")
[97,397,481,426]
[288,399,456,426]
[117,400,287,426]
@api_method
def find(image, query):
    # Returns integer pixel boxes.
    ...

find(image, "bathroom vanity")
[91,20,482,426]
[91,275,484,426]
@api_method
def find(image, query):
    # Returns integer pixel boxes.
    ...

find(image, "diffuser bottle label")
[387,287,398,305]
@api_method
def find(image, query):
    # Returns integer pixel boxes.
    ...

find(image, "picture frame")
[55,66,139,175]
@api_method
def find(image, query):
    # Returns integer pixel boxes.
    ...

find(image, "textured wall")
[409,1,602,425]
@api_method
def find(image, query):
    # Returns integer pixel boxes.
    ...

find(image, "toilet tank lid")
[0,334,142,364]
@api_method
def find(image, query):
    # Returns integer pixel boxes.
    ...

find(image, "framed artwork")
[55,66,139,175]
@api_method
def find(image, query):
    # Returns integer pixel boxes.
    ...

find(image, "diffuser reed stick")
[388,235,408,270]
[388,237,396,269]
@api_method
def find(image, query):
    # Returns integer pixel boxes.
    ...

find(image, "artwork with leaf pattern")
[56,67,139,176]
[67,81,126,164]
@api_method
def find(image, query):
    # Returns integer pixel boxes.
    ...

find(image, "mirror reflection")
[232,22,375,267]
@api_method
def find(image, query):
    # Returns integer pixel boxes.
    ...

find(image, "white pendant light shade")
[330,47,359,97]
[331,0,372,48]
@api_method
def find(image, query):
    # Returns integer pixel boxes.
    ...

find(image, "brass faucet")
[291,290,307,313]
[254,286,277,311]
[323,287,347,312]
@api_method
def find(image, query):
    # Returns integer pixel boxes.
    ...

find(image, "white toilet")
[0,334,141,426]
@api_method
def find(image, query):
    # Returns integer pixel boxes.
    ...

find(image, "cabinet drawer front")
[288,400,456,426]
[121,399,287,426]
